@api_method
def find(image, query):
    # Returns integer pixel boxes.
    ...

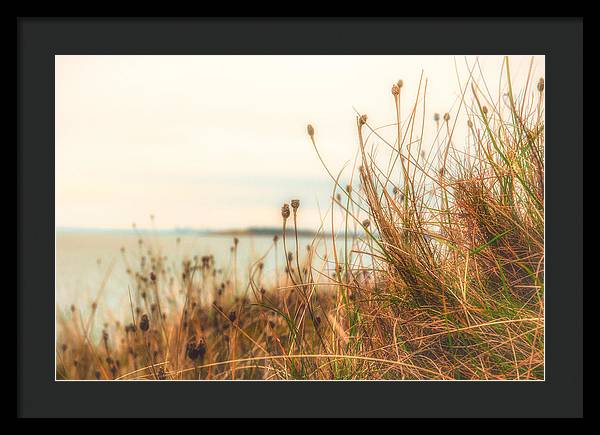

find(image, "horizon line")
[55,225,331,235]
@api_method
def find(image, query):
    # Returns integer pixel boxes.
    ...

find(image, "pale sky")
[55,55,544,230]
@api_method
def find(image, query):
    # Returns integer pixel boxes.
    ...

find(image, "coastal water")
[56,230,322,321]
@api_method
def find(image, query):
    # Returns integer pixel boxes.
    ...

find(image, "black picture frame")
[17,17,583,418]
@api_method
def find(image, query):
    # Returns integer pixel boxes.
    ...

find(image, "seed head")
[537,77,545,92]
[433,113,440,122]
[186,338,206,361]
[150,271,156,282]
[467,119,473,128]
[362,219,370,228]
[391,83,400,96]
[139,314,150,332]
[228,311,237,323]
[443,113,450,122]
[397,79,404,89]
[359,114,368,126]
[281,203,290,219]
[482,106,488,115]
[307,124,315,137]
[291,199,300,210]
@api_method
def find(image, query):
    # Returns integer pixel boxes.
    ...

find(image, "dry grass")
[56,57,544,380]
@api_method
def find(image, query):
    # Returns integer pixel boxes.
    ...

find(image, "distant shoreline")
[56,226,333,238]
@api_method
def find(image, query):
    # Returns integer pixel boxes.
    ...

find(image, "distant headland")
[56,226,333,238]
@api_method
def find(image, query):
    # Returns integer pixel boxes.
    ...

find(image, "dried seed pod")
[139,314,150,332]
[281,203,290,219]
[443,113,450,122]
[185,340,197,360]
[291,199,300,210]
[307,124,315,137]
[391,83,400,96]
[537,77,545,92]
[186,338,206,361]
[228,311,237,323]
[359,114,368,126]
